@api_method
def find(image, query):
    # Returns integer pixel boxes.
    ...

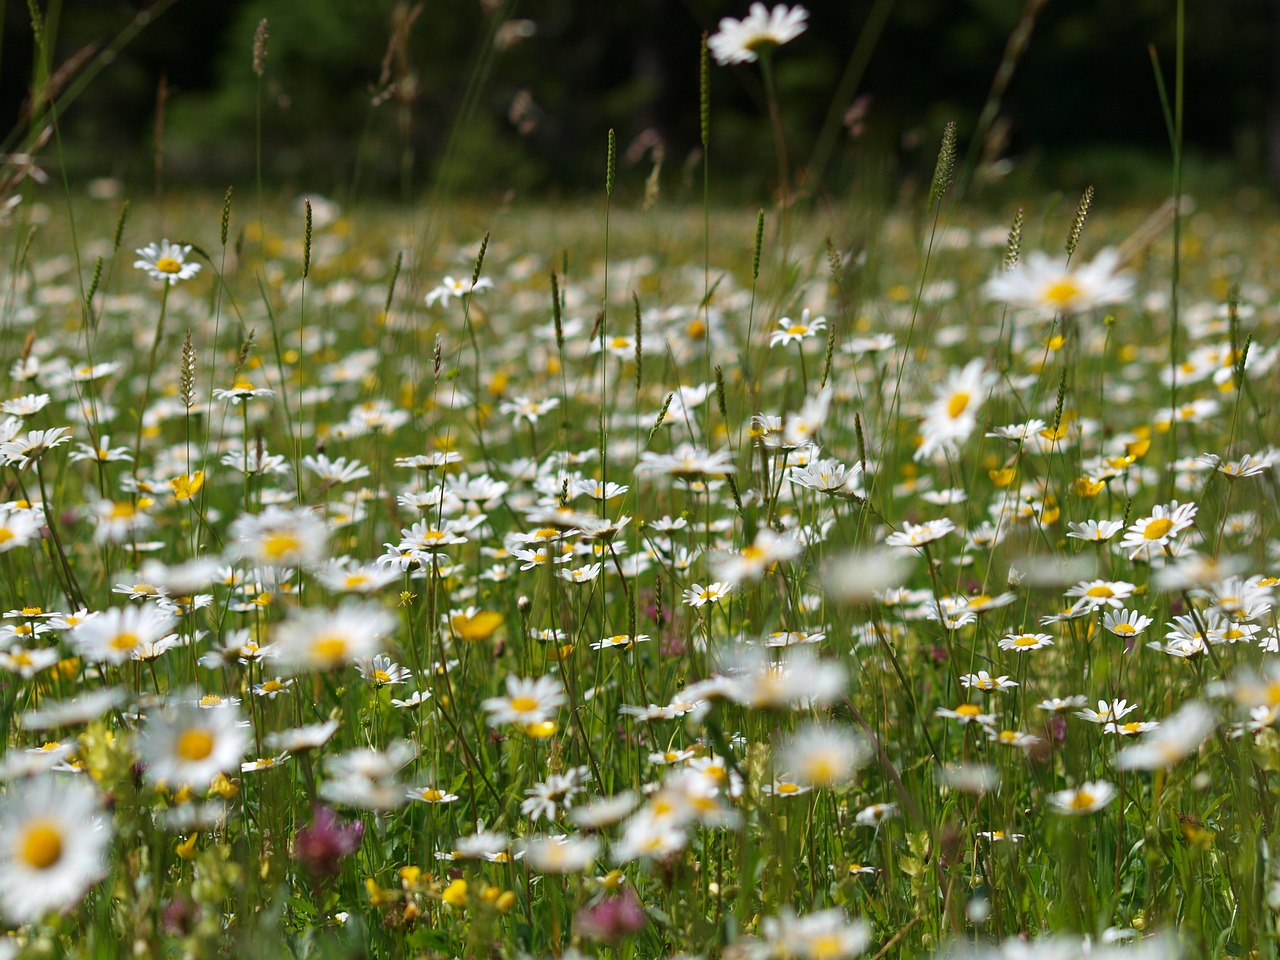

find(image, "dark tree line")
[1,0,1273,197]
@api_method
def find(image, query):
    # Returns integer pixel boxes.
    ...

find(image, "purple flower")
[294,805,364,877]
[576,889,647,942]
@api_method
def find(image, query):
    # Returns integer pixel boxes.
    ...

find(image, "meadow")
[2,5,1279,960]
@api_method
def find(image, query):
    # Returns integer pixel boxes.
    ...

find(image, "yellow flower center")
[261,680,283,693]
[1086,585,1115,598]
[373,669,392,684]
[804,757,838,785]
[808,935,847,960]
[177,728,215,761]
[262,531,302,560]
[19,820,63,869]
[1113,623,1136,635]
[421,789,445,801]
[109,502,137,520]
[776,782,800,794]
[21,607,41,616]
[509,696,539,713]
[1069,790,1095,810]
[1143,517,1175,540]
[1013,636,1039,647]
[786,324,807,335]
[1042,278,1082,307]
[110,632,140,651]
[1121,722,1143,734]
[946,392,970,418]
[0,529,13,545]
[155,257,182,274]
[311,636,348,663]
[956,704,982,717]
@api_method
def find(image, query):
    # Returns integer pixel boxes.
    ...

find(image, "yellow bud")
[175,834,198,861]
[442,878,468,908]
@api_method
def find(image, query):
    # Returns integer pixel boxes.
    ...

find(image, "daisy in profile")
[1048,780,1117,814]
[984,247,1132,316]
[0,774,111,924]
[134,239,201,284]
[273,603,396,673]
[884,518,956,549]
[1116,701,1215,770]
[708,3,809,65]
[138,701,249,789]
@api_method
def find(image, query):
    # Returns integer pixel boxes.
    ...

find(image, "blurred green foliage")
[2,0,1271,198]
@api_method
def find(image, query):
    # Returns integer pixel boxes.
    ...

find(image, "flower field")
[2,5,1278,959]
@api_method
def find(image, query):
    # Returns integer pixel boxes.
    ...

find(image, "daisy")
[71,605,177,664]
[0,775,111,924]
[265,720,340,753]
[521,767,590,821]
[19,689,126,731]
[138,701,249,789]
[769,310,826,348]
[936,704,998,725]
[780,723,870,788]
[915,360,996,463]
[230,506,329,569]
[1103,608,1154,638]
[272,602,396,673]
[998,632,1053,652]
[0,507,40,552]
[1048,780,1117,814]
[1119,501,1198,560]
[409,786,460,804]
[523,835,599,874]
[1064,578,1136,611]
[1065,519,1123,542]
[591,633,651,652]
[884,518,956,549]
[760,908,871,960]
[985,728,1041,747]
[708,3,809,65]
[711,528,802,585]
[211,379,276,404]
[252,677,294,699]
[356,655,412,687]
[482,674,566,728]
[983,247,1132,316]
[960,671,1018,692]
[0,427,72,469]
[424,274,493,307]
[1036,695,1088,712]
[761,778,811,798]
[1116,701,1215,770]
[134,239,201,284]
[1075,699,1139,724]
[978,830,1025,843]
[854,802,898,826]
